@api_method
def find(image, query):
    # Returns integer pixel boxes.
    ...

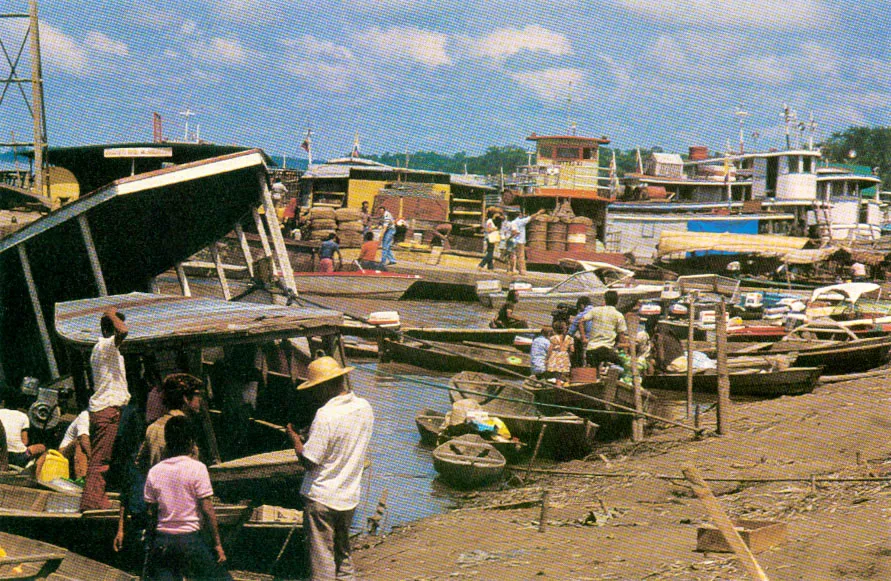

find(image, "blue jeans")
[144,531,232,581]
[478,241,495,270]
[381,228,396,264]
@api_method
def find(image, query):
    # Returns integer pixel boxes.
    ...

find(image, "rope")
[521,466,891,484]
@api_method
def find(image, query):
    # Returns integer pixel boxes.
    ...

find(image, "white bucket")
[412,232,423,244]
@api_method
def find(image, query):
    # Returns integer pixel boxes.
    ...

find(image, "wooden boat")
[0,483,250,565]
[403,326,537,346]
[291,270,421,300]
[449,371,598,459]
[381,338,531,376]
[209,449,304,508]
[0,530,135,580]
[432,434,505,488]
[641,366,823,397]
[415,408,445,446]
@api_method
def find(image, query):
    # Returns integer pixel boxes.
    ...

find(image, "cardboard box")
[696,519,788,554]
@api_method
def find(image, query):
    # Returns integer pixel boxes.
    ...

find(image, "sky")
[1,0,888,162]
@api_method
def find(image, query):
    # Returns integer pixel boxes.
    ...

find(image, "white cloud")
[466,25,571,61]
[510,67,586,103]
[280,35,364,93]
[737,55,793,84]
[207,37,249,65]
[180,20,197,36]
[281,36,355,62]
[354,27,451,67]
[614,0,830,30]
[40,22,89,75]
[85,31,129,56]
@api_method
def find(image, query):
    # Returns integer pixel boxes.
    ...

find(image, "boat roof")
[0,183,52,210]
[810,282,881,304]
[42,142,267,195]
[526,133,610,145]
[55,293,344,353]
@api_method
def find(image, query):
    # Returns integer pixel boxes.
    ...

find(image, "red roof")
[526,133,610,145]
[517,187,614,202]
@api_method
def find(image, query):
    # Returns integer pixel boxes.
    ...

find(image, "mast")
[29,0,46,197]
[734,107,749,154]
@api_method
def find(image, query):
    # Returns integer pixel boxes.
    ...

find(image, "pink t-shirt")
[144,456,213,535]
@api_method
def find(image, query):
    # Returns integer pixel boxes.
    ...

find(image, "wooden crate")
[696,519,788,554]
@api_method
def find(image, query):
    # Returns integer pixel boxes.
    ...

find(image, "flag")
[300,129,311,152]
[351,132,360,158]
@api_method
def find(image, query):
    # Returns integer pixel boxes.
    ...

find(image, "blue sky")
[1,0,887,162]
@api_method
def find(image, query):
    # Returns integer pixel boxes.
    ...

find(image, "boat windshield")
[549,271,609,294]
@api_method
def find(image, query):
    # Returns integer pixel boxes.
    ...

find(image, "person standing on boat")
[568,296,594,368]
[271,177,288,206]
[318,232,341,273]
[529,326,553,379]
[359,201,372,234]
[378,206,397,266]
[81,308,129,511]
[510,208,545,276]
[578,290,627,370]
[143,415,232,580]
[285,356,374,581]
[478,214,503,271]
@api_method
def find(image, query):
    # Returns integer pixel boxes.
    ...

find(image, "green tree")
[366,145,529,177]
[821,126,891,188]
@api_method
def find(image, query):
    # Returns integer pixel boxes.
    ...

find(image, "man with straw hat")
[286,356,374,581]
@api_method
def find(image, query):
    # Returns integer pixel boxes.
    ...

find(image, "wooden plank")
[715,300,730,435]
[252,208,273,258]
[77,214,107,296]
[627,313,644,442]
[175,263,191,297]
[235,222,254,277]
[210,243,232,301]
[682,463,769,580]
[260,174,297,295]
[17,245,59,379]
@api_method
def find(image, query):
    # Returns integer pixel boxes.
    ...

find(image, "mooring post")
[627,313,644,442]
[686,290,697,419]
[715,299,730,435]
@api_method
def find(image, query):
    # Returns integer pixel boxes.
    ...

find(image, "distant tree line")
[821,126,891,189]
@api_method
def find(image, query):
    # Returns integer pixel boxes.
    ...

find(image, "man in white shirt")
[81,307,129,511]
[286,357,374,581]
[378,206,397,266]
[58,409,90,479]
[510,208,545,275]
[0,406,45,468]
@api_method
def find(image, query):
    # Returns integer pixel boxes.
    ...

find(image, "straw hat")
[297,356,354,390]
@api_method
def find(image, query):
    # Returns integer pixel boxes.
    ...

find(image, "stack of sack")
[307,206,337,241]
[335,207,364,248]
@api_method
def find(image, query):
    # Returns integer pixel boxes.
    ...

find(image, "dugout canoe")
[449,371,598,459]
[381,338,530,376]
[0,530,135,580]
[432,434,506,488]
[641,366,823,397]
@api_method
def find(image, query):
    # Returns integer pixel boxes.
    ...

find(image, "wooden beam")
[234,222,254,277]
[175,263,191,297]
[210,243,231,301]
[77,214,107,296]
[17,244,58,379]
[686,291,696,419]
[682,463,769,580]
[252,208,273,258]
[715,300,730,435]
[258,173,297,294]
[627,313,644,442]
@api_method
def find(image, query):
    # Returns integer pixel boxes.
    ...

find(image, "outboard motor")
[21,376,73,431]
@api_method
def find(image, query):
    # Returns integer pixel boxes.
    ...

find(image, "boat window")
[556,147,580,159]
[582,147,596,160]
[539,146,554,158]
[802,156,813,173]
[787,156,799,173]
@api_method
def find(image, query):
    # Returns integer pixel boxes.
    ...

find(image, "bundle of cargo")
[335,207,364,248]
[526,214,551,251]
[307,206,337,241]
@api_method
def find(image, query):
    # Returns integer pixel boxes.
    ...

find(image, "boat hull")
[381,339,531,376]
[642,366,822,397]
[292,271,420,300]
[432,435,505,488]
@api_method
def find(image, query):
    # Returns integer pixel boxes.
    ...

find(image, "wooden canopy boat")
[641,366,823,397]
[0,483,250,564]
[448,371,598,459]
[432,434,505,488]
[291,270,421,300]
[0,530,135,580]
[381,338,530,376]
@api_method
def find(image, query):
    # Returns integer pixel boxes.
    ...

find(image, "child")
[546,319,573,385]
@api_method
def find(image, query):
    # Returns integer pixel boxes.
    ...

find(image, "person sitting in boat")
[318,233,341,273]
[651,319,715,373]
[0,402,46,469]
[578,290,627,371]
[546,320,573,385]
[358,230,385,271]
[490,290,528,329]
[529,326,553,379]
[56,408,90,480]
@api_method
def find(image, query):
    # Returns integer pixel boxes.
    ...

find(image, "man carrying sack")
[286,357,374,580]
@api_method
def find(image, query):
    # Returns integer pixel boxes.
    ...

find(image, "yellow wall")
[346,179,451,209]
[47,166,80,204]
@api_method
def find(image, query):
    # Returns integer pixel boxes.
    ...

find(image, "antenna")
[782,104,796,150]
[179,108,195,141]
[734,108,749,154]
[807,113,817,151]
[751,131,760,152]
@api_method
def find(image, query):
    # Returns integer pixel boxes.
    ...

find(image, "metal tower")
[0,0,47,196]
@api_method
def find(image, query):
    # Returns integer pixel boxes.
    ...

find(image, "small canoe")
[432,434,505,488]
[209,449,305,508]
[642,366,823,397]
[291,271,421,300]
[449,371,598,459]
[415,408,445,446]
[731,334,891,375]
[0,530,135,580]
[381,338,530,376]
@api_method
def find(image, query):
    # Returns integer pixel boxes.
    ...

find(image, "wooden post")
[234,222,254,278]
[259,172,297,295]
[715,300,730,435]
[77,214,108,296]
[175,263,191,297]
[0,420,8,471]
[686,290,696,419]
[524,424,548,482]
[252,208,273,258]
[210,243,232,301]
[627,313,644,442]
[682,463,769,580]
[17,244,59,379]
[538,489,549,533]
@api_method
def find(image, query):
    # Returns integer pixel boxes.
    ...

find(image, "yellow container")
[37,450,69,482]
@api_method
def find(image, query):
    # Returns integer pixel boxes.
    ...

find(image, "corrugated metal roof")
[55,292,343,352]
[449,174,497,190]
[650,153,684,165]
